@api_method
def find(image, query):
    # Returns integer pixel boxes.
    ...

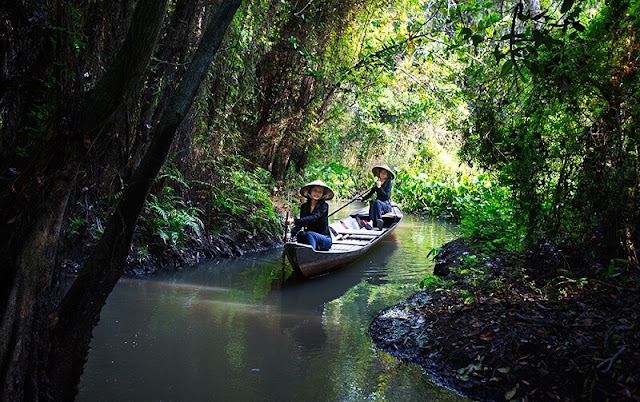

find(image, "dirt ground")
[369,240,640,401]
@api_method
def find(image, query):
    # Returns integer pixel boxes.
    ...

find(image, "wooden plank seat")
[334,229,383,236]
[333,237,372,244]
[332,241,369,246]
[329,245,360,252]
[343,231,386,238]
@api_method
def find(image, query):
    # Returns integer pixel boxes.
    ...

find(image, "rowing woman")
[359,165,394,230]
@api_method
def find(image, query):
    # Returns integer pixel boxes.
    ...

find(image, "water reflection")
[77,211,465,401]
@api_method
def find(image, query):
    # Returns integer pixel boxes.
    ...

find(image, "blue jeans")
[369,199,392,222]
[297,231,332,251]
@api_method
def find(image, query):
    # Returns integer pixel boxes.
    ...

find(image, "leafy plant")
[206,156,282,238]
[395,172,524,252]
[66,217,86,238]
[300,162,359,199]
[418,275,444,290]
[137,245,150,264]
[144,193,204,249]
[140,164,204,250]
[426,247,442,259]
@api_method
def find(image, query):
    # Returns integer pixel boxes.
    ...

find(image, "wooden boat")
[284,203,403,277]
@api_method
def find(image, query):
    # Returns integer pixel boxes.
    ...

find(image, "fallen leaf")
[456,374,469,382]
[480,331,497,341]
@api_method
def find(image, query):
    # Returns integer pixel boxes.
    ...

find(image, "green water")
[77,211,466,401]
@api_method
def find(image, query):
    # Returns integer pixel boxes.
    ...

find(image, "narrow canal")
[77,211,466,401]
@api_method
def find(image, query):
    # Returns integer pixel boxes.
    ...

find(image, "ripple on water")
[77,211,464,402]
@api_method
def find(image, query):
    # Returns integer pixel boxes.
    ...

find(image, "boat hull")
[284,204,402,277]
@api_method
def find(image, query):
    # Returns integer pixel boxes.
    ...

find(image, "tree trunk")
[527,0,542,31]
[0,0,170,399]
[46,1,243,400]
[128,0,207,177]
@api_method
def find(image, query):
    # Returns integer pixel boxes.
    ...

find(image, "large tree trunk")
[45,1,243,400]
[129,0,207,176]
[0,0,170,399]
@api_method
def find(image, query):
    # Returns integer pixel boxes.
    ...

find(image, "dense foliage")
[0,0,638,398]
[451,0,638,261]
[188,0,638,264]
[303,0,638,265]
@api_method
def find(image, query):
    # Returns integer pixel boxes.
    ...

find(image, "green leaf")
[504,387,517,400]
[499,60,513,77]
[560,0,575,13]
[532,30,546,46]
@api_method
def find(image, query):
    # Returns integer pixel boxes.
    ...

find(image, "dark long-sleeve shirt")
[291,200,330,236]
[362,178,392,202]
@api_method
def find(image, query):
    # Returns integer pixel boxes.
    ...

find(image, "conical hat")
[372,165,395,179]
[299,180,335,200]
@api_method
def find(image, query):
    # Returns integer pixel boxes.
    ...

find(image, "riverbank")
[59,211,284,276]
[369,239,639,401]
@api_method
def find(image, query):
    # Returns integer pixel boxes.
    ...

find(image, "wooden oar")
[282,211,290,243]
[328,186,374,218]
[281,211,290,270]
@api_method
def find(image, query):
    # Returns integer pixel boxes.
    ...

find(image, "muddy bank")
[59,216,283,276]
[369,239,640,401]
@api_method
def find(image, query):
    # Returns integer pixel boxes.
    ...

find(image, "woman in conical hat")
[371,165,395,180]
[298,179,335,200]
[360,165,395,230]
[285,180,334,251]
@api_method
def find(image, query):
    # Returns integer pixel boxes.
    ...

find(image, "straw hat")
[372,165,395,179]
[299,180,335,200]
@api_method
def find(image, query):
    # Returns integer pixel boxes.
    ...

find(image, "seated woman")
[360,165,394,230]
[286,180,334,251]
